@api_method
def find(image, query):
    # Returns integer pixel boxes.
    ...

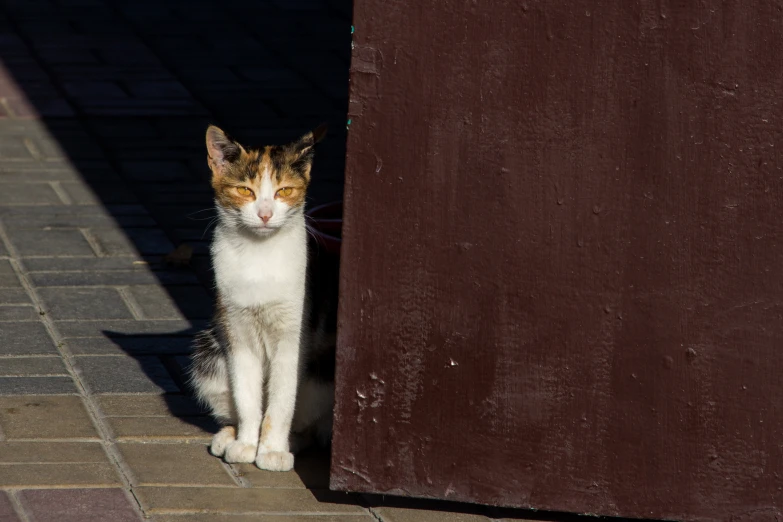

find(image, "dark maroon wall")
[332,2,783,521]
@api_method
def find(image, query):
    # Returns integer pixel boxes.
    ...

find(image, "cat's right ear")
[206,125,243,177]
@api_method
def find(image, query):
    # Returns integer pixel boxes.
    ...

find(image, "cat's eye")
[236,187,254,197]
[276,187,293,198]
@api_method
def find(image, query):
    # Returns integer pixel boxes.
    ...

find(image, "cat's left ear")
[289,124,327,181]
[292,123,327,157]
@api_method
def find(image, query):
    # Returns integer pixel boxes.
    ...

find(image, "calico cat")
[188,125,336,472]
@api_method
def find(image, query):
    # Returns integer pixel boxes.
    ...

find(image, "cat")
[187,124,336,472]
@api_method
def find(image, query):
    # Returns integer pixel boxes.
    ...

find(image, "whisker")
[187,207,217,218]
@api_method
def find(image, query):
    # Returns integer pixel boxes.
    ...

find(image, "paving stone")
[235,447,331,489]
[0,305,39,321]
[0,322,58,355]
[4,228,96,256]
[37,287,133,320]
[0,183,63,205]
[0,288,27,305]
[73,355,179,394]
[0,164,83,182]
[0,395,99,439]
[29,269,197,287]
[0,376,77,395]
[1,209,154,229]
[155,513,376,522]
[61,181,140,205]
[56,319,202,337]
[97,393,206,417]
[65,335,193,356]
[371,508,493,522]
[127,285,212,320]
[134,486,365,515]
[91,228,174,256]
[23,257,146,271]
[0,136,35,159]
[105,415,217,442]
[18,489,141,522]
[0,491,20,522]
[0,259,21,287]
[0,441,106,463]
[0,356,67,376]
[118,442,235,486]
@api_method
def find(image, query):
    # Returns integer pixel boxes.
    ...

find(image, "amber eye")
[236,187,254,197]
[276,187,293,198]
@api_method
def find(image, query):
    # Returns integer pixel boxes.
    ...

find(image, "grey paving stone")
[37,287,133,320]
[0,322,58,355]
[0,259,20,287]
[0,183,63,205]
[0,165,83,182]
[61,181,140,205]
[65,335,193,356]
[56,319,202,338]
[91,228,174,256]
[0,136,35,159]
[0,376,77,395]
[29,270,198,287]
[74,355,179,394]
[127,285,212,320]
[18,488,142,522]
[23,257,145,271]
[0,288,31,304]
[0,356,68,376]
[0,490,21,522]
[5,228,96,256]
[0,305,40,322]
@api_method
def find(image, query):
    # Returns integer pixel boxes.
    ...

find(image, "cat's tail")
[187,328,235,424]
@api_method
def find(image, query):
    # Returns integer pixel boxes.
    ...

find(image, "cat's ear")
[288,124,327,181]
[292,123,327,157]
[206,125,244,176]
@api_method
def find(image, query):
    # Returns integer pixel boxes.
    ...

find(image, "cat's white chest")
[213,228,306,308]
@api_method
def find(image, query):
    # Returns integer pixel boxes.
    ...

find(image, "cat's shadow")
[100,327,333,490]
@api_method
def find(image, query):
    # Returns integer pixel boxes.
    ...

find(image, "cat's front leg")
[223,329,264,464]
[256,328,301,471]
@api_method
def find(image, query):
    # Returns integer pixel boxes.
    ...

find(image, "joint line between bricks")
[49,181,73,205]
[0,219,140,501]
[6,490,31,522]
[116,286,146,320]
[79,228,107,257]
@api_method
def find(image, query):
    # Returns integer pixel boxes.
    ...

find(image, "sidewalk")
[0,1,544,521]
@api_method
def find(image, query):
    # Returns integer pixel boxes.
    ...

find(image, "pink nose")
[259,212,272,224]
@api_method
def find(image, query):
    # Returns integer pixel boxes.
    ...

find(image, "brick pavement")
[0,0,551,521]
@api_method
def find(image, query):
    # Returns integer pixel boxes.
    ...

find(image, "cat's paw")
[209,426,236,458]
[223,440,258,463]
[255,450,294,471]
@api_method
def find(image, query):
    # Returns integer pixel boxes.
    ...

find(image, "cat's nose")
[258,211,272,224]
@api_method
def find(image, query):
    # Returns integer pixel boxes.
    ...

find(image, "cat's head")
[205,125,326,236]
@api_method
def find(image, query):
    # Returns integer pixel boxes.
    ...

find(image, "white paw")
[209,427,236,458]
[223,440,258,463]
[255,450,294,471]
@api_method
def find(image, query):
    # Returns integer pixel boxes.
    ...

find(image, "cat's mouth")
[252,224,277,234]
